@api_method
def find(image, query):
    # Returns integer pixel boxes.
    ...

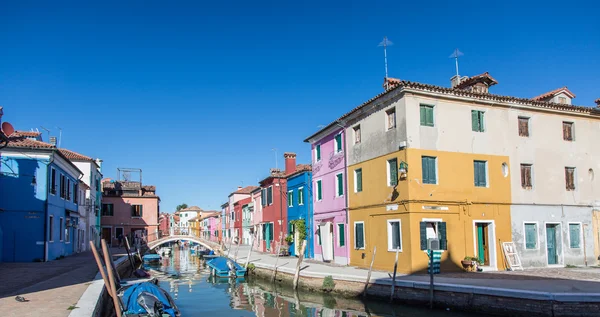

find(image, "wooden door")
[101,227,112,246]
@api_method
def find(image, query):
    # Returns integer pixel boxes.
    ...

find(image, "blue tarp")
[122,282,176,317]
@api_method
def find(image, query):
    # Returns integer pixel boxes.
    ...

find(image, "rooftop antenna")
[449,48,464,79]
[40,126,51,142]
[378,37,393,89]
[271,148,278,170]
[55,126,62,148]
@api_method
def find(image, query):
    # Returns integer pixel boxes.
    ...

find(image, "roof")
[285,164,312,179]
[304,77,598,143]
[532,86,576,101]
[259,169,287,185]
[231,186,259,195]
[59,148,93,161]
[454,72,498,90]
[5,134,55,149]
[79,181,90,190]
[13,130,42,138]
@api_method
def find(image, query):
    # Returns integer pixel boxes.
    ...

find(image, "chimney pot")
[237,186,242,190]
[284,152,297,175]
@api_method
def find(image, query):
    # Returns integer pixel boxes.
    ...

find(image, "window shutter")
[356,169,362,192]
[569,224,580,248]
[390,159,398,186]
[479,112,485,131]
[420,106,426,125]
[316,145,321,160]
[338,224,345,247]
[337,174,343,196]
[525,224,536,249]
[139,205,143,217]
[471,110,479,131]
[420,222,427,250]
[355,223,364,249]
[317,181,322,200]
[438,222,447,250]
[520,165,526,188]
[422,156,429,183]
[427,107,434,125]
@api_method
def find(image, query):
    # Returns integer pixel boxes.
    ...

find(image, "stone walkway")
[219,242,600,294]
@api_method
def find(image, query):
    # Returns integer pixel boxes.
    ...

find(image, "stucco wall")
[286,171,314,258]
[101,196,159,245]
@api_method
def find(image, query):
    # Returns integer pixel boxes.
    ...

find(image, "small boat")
[120,281,180,317]
[206,256,246,278]
[142,254,161,264]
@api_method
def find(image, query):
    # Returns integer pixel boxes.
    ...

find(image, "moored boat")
[206,257,246,278]
[142,254,161,264]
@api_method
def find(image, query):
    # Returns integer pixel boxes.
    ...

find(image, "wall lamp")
[399,161,408,180]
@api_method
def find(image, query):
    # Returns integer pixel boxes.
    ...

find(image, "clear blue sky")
[1,1,598,212]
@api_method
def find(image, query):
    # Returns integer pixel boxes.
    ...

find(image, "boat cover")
[122,282,177,317]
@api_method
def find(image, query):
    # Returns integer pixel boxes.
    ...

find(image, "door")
[476,223,490,265]
[320,222,334,262]
[546,224,558,265]
[265,223,272,251]
[101,227,112,246]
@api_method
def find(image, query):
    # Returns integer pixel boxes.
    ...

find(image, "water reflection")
[146,247,485,317]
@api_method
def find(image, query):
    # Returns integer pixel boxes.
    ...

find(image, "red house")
[258,152,296,253]
[233,197,250,243]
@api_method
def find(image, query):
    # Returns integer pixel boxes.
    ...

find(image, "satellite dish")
[2,122,14,136]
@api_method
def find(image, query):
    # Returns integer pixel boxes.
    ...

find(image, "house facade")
[227,186,257,244]
[158,212,170,236]
[177,206,203,235]
[285,162,314,258]
[242,200,253,245]
[304,129,349,265]
[0,131,82,262]
[101,179,160,247]
[251,187,263,251]
[220,202,229,244]
[258,168,287,253]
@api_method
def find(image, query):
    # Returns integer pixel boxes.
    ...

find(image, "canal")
[146,248,490,317]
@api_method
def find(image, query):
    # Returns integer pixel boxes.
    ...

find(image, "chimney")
[595,98,600,107]
[237,186,242,191]
[450,75,468,88]
[49,136,57,146]
[95,158,103,171]
[452,72,497,93]
[284,152,297,175]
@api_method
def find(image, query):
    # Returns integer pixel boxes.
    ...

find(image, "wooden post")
[390,247,399,301]
[271,243,282,282]
[124,236,135,272]
[362,246,376,297]
[89,241,112,299]
[106,246,121,285]
[244,233,255,269]
[101,240,122,317]
[234,238,241,261]
[293,240,306,290]
[226,236,233,257]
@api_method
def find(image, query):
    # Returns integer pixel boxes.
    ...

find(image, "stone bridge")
[147,234,221,251]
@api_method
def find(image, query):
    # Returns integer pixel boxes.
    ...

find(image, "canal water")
[145,248,488,317]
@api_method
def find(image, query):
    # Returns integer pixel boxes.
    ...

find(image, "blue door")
[546,224,558,265]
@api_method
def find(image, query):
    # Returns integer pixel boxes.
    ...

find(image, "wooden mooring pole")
[271,243,282,282]
[293,240,307,290]
[101,239,122,317]
[245,233,255,269]
[362,246,376,297]
[390,247,399,302]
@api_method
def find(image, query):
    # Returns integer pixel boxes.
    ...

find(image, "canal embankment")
[224,243,600,317]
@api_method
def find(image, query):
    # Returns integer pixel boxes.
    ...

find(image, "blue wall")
[0,157,48,262]
[286,171,314,258]
[47,162,79,260]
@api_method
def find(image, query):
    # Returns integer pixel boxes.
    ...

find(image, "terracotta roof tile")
[182,205,203,212]
[305,79,598,142]
[286,164,312,178]
[5,134,55,149]
[532,86,576,101]
[232,186,259,195]
[59,148,93,161]
[13,130,42,138]
[454,72,498,90]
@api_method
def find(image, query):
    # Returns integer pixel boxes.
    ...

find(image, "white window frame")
[386,158,397,187]
[315,179,323,202]
[474,160,489,188]
[387,219,402,252]
[523,221,539,250]
[567,222,583,249]
[298,187,304,205]
[353,125,361,144]
[354,221,365,250]
[334,132,343,153]
[335,173,344,197]
[354,168,362,193]
[287,190,293,207]
[385,107,396,130]
[49,215,54,242]
[315,144,322,162]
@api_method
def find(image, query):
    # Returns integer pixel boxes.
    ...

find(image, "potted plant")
[285,234,294,245]
[461,256,482,271]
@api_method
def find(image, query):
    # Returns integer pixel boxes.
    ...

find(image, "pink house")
[304,128,349,265]
[101,179,160,247]
[250,187,263,251]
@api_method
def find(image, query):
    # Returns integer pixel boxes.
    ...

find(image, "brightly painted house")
[251,187,263,251]
[220,202,229,243]
[242,200,253,245]
[258,157,292,253]
[285,162,314,258]
[304,129,349,265]
[227,186,258,244]
[0,131,82,262]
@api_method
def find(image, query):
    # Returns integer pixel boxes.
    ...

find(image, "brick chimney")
[284,152,297,175]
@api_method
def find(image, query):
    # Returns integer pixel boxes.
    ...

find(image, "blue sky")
[1,0,598,212]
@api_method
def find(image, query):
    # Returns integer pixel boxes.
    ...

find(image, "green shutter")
[139,205,143,217]
[525,223,537,249]
[289,222,293,234]
[472,110,479,131]
[426,107,434,126]
[569,224,581,248]
[316,145,321,160]
[355,223,364,249]
[337,174,343,196]
[338,224,345,247]
[474,161,486,187]
[335,134,342,152]
[422,156,436,184]
[420,222,427,250]
[356,169,362,192]
[389,159,398,186]
[317,180,322,200]
[479,112,485,131]
[420,106,426,125]
[438,222,447,250]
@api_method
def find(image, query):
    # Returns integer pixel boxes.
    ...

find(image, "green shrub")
[247,263,256,273]
[322,275,335,292]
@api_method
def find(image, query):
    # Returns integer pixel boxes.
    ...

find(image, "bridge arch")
[147,235,216,251]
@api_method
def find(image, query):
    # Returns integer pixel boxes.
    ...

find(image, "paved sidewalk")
[0,252,99,317]
[222,243,600,294]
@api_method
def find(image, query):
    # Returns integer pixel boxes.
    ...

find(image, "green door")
[477,224,485,264]
[265,223,272,251]
[546,225,558,265]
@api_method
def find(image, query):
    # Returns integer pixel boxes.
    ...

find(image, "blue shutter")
[420,222,427,250]
[525,223,537,249]
[355,223,364,249]
[569,224,581,248]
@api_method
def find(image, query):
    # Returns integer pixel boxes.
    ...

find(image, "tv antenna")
[40,126,51,140]
[55,127,63,148]
[449,48,464,79]
[378,37,393,89]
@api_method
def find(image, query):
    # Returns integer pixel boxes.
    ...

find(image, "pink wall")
[101,196,159,246]
[310,128,349,265]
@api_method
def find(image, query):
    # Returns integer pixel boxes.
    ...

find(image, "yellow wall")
[348,148,512,273]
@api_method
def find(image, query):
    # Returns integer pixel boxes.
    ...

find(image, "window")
[131,205,143,217]
[421,156,437,184]
[471,110,485,132]
[261,188,266,207]
[520,164,533,189]
[524,223,537,249]
[473,161,488,187]
[102,203,114,216]
[563,122,574,141]
[338,223,345,247]
[59,218,64,241]
[387,220,402,251]
[387,158,398,186]
[354,222,365,249]
[420,104,434,127]
[50,168,56,194]
[298,187,304,205]
[73,183,78,203]
[315,144,321,161]
[565,167,576,191]
[354,168,363,192]
[316,180,322,201]
[353,125,361,144]
[386,108,396,130]
[569,223,581,248]
[49,215,54,242]
[336,173,344,197]
[60,174,66,199]
[423,220,440,240]
[288,191,293,207]
[267,186,273,205]
[518,117,530,137]
[558,96,567,104]
[334,133,343,153]
[67,179,71,200]
[65,220,70,243]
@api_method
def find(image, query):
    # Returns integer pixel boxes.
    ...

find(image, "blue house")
[285,165,313,258]
[0,131,82,262]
